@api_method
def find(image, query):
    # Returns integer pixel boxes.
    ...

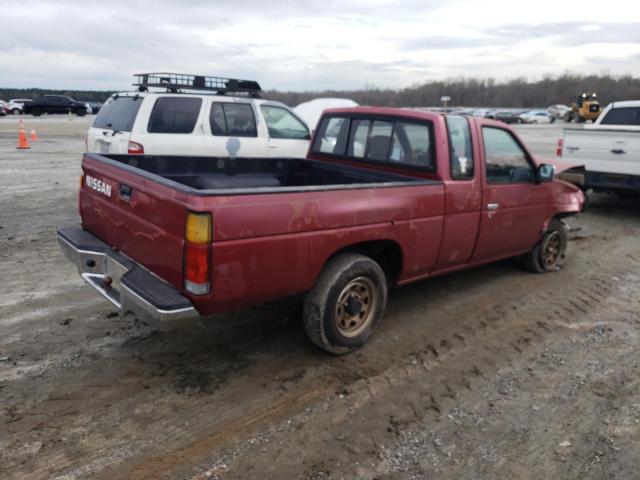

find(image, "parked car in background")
[294,98,357,131]
[8,98,33,114]
[24,95,88,116]
[558,100,640,195]
[87,102,102,114]
[472,108,497,119]
[547,104,571,120]
[519,110,554,124]
[494,110,524,124]
[59,107,583,353]
[87,73,311,158]
[0,101,9,116]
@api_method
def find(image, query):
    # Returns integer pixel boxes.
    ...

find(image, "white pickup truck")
[558,100,640,194]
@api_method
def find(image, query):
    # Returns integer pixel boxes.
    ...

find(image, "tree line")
[2,74,639,108]
[264,74,640,108]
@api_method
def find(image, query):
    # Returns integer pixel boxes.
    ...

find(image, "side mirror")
[537,164,555,183]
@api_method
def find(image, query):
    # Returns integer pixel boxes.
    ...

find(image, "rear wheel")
[75,108,86,117]
[521,219,568,273]
[12,108,21,115]
[303,253,387,354]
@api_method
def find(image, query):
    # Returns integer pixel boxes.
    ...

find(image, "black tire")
[303,253,388,354]
[75,108,86,117]
[520,219,568,273]
[31,107,42,117]
[12,108,21,115]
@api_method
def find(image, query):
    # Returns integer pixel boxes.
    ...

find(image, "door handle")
[611,149,626,154]
[119,184,132,202]
[487,203,499,211]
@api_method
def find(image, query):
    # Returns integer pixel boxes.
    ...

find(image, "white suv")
[7,99,33,114]
[87,74,311,158]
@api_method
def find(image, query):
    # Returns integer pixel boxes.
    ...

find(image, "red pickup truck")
[58,107,584,353]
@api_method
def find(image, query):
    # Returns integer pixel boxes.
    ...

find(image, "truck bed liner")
[91,154,435,195]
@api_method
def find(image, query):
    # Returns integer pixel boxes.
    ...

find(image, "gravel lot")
[1,116,639,480]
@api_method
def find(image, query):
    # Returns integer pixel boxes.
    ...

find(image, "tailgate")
[79,154,190,290]
[87,128,130,154]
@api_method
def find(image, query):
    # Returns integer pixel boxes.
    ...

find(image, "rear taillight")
[184,212,212,295]
[556,138,563,157]
[128,140,144,155]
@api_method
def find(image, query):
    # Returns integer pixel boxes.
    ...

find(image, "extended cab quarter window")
[260,105,310,139]
[599,107,640,126]
[483,127,533,184]
[148,97,202,134]
[446,115,474,180]
[210,102,257,137]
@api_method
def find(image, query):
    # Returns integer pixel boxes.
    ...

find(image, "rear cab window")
[313,115,435,171]
[148,97,202,134]
[93,96,143,132]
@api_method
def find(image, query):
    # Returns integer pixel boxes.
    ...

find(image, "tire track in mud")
[204,264,640,480]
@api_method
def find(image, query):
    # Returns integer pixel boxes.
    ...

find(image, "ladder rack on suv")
[133,73,262,96]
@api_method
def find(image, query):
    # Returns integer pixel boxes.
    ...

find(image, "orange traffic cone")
[17,127,30,149]
[30,129,38,141]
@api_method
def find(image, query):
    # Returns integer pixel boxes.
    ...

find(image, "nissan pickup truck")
[558,100,640,195]
[58,107,584,354]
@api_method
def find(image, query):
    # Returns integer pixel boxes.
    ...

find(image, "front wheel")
[75,108,86,117]
[12,108,21,115]
[520,219,568,273]
[303,253,387,354]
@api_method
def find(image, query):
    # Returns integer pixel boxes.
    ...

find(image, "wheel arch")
[323,239,404,287]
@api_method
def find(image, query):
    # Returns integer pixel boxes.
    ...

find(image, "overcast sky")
[2,0,640,91]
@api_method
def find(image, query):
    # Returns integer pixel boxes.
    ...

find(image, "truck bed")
[97,154,431,195]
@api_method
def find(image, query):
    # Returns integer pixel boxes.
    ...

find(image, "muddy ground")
[1,116,639,479]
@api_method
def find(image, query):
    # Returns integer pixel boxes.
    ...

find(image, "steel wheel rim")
[334,277,377,338]
[541,231,562,269]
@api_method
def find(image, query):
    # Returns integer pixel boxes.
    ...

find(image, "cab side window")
[482,127,533,184]
[446,115,474,180]
[210,103,257,137]
[599,107,640,126]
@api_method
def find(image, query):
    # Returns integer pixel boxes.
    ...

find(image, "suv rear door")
[88,95,144,154]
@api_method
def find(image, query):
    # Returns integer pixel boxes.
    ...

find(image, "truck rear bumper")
[57,226,199,326]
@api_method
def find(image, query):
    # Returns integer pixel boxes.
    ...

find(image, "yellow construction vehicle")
[565,92,601,123]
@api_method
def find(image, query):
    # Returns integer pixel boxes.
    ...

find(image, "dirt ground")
[1,116,639,480]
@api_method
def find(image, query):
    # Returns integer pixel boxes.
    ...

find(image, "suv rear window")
[93,96,143,132]
[148,97,202,134]
[600,107,640,126]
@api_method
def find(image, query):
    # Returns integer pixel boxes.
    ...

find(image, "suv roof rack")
[133,73,262,97]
